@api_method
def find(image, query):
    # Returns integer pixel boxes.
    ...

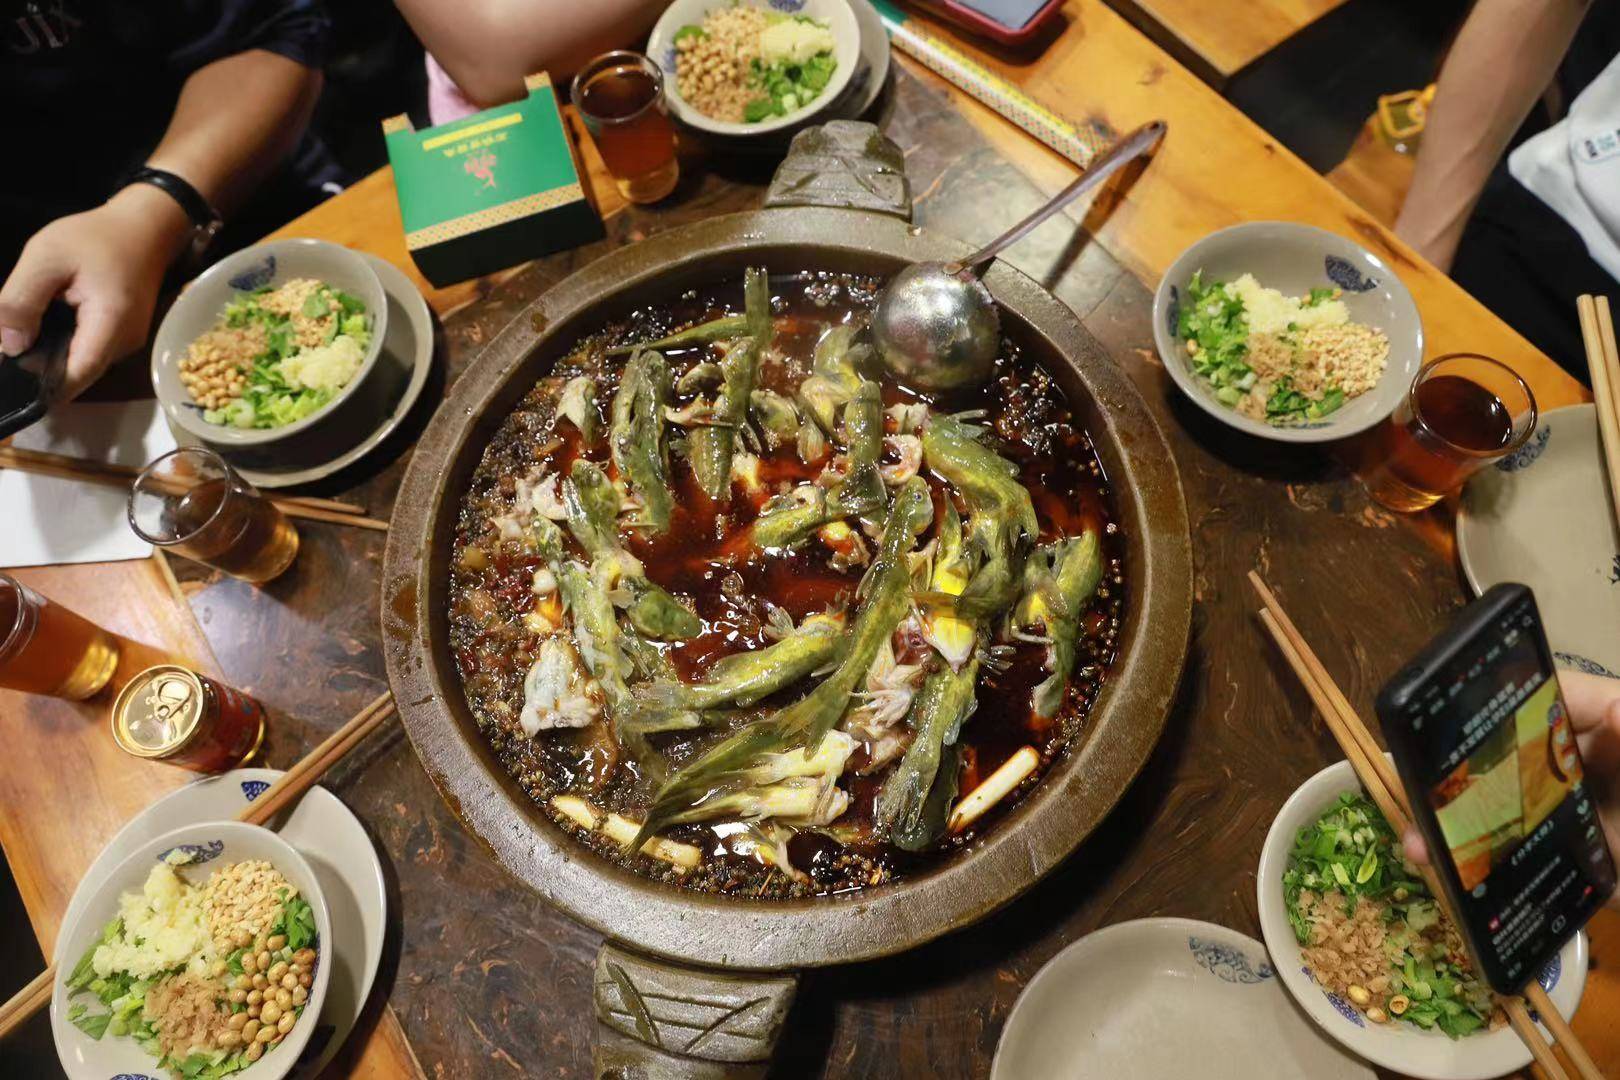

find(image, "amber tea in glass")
[1360,353,1537,512]
[572,51,679,204]
[0,573,121,699]
[129,448,299,583]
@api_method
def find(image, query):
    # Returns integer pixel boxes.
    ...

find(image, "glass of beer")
[0,573,121,699]
[571,51,679,204]
[1360,353,1538,512]
[128,448,300,583]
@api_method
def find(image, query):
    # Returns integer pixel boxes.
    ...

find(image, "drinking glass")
[1359,353,1538,513]
[129,448,300,583]
[0,573,120,699]
[571,51,680,205]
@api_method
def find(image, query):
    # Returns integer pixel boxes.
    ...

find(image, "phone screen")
[1384,588,1615,990]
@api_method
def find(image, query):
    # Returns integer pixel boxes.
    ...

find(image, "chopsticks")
[1249,572,1600,1080]
[0,690,396,1041]
[0,446,388,531]
[1576,295,1620,537]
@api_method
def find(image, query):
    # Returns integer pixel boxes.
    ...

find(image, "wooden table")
[1104,0,1350,84]
[4,2,1612,1077]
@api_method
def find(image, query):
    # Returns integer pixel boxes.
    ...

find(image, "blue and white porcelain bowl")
[648,0,861,138]
[51,821,334,1080]
[1153,221,1424,444]
[1257,759,1588,1080]
[992,917,1372,1079]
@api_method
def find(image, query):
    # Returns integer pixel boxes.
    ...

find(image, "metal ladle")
[872,120,1168,391]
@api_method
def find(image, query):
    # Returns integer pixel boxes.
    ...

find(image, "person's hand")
[0,184,192,399]
[1402,670,1620,909]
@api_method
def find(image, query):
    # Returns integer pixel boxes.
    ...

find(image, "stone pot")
[381,123,1193,1076]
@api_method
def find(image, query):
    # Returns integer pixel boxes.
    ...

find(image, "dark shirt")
[0,0,330,271]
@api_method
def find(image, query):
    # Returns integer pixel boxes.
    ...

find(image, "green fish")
[1015,530,1103,719]
[562,460,699,642]
[604,314,749,356]
[876,659,980,851]
[627,611,847,732]
[922,415,1039,620]
[629,477,933,848]
[687,268,772,499]
[609,350,675,534]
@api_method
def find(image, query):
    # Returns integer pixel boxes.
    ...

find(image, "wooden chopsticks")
[0,446,388,531]
[0,691,395,1040]
[1249,572,1599,1080]
[1577,295,1620,538]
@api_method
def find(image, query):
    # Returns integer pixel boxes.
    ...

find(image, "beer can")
[111,664,266,773]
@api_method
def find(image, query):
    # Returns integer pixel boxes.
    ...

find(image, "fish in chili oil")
[447,270,1124,897]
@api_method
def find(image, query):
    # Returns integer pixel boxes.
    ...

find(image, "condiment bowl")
[152,238,390,465]
[649,0,861,138]
[52,820,334,1080]
[1256,759,1588,1080]
[1153,221,1423,444]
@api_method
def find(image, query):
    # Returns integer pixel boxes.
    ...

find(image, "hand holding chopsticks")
[1576,295,1620,538]
[1249,572,1600,1080]
[0,691,395,1041]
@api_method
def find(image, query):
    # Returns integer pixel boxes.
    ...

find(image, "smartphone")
[0,300,71,440]
[1377,583,1616,993]
[917,0,1065,47]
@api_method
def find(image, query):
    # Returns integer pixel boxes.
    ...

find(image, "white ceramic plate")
[649,0,861,137]
[1152,221,1424,444]
[1458,403,1620,678]
[52,821,334,1080]
[992,917,1374,1080]
[168,252,436,488]
[1257,760,1588,1080]
[54,769,387,1078]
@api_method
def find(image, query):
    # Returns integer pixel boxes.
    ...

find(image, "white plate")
[992,917,1374,1080]
[1458,403,1620,678]
[1257,760,1588,1080]
[55,769,387,1077]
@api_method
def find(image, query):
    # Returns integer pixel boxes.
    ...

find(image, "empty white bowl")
[52,820,334,1080]
[1256,759,1587,1080]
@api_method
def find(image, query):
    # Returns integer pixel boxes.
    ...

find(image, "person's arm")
[1394,0,1592,271]
[0,50,321,397]
[397,0,666,109]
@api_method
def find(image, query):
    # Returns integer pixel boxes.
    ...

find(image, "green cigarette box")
[383,73,602,287]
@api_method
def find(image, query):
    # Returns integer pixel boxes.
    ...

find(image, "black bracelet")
[124,167,222,234]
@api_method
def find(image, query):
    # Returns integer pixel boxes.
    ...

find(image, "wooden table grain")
[1104,0,1350,83]
[4,4,1613,1079]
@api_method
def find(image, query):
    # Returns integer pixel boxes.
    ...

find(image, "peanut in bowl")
[51,821,332,1080]
[649,0,861,138]
[152,238,390,460]
[1255,759,1587,1080]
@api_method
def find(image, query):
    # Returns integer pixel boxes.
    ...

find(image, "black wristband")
[124,167,222,232]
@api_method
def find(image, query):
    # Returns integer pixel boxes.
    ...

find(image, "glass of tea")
[128,448,300,583]
[571,51,679,205]
[0,573,121,699]
[1360,353,1538,512]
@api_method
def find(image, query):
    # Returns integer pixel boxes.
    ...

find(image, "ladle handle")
[956,119,1168,274]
